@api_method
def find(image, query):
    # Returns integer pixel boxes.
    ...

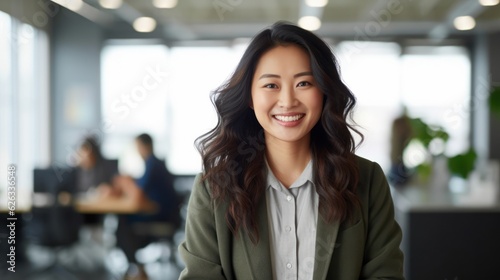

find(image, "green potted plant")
[407,118,449,182]
[447,149,477,179]
[406,118,477,190]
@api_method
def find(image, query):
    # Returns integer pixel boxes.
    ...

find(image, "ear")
[249,98,254,110]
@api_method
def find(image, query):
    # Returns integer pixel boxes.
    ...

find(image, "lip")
[272,113,305,127]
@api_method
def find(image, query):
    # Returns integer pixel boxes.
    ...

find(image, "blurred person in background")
[101,133,178,280]
[388,106,414,186]
[73,135,119,269]
[75,135,117,194]
[75,135,118,229]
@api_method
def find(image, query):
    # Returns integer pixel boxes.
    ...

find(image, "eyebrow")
[258,71,313,80]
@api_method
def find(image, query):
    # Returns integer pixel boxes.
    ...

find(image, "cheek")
[251,92,271,113]
[253,102,270,121]
[310,92,324,112]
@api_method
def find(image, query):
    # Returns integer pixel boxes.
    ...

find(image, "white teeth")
[274,114,304,122]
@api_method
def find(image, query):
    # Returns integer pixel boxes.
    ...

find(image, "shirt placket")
[283,192,297,279]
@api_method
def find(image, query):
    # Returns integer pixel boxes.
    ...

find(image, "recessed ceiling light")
[153,0,178,9]
[479,0,499,6]
[305,0,328,8]
[133,17,157,33]
[298,16,321,31]
[453,16,476,31]
[99,0,122,9]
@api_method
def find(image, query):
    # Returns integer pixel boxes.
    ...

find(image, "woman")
[75,135,115,193]
[179,22,404,280]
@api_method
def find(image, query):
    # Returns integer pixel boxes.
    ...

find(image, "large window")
[0,11,50,211]
[335,42,402,169]
[336,42,470,170]
[166,45,246,174]
[400,46,470,156]
[101,42,246,175]
[101,43,170,177]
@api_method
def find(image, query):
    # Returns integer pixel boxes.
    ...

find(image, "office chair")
[22,167,83,280]
[128,176,193,277]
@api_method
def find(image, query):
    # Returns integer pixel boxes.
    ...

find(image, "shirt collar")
[265,158,313,191]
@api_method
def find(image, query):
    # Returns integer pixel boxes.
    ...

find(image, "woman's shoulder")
[353,155,388,190]
[354,155,382,172]
[192,172,208,191]
[191,173,216,198]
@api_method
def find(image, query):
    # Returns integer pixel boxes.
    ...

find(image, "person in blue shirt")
[130,133,177,223]
[112,133,179,280]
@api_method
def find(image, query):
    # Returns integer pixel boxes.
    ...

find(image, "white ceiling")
[76,0,500,40]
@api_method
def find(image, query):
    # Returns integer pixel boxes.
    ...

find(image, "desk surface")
[75,195,158,214]
[9,192,158,214]
[392,182,500,212]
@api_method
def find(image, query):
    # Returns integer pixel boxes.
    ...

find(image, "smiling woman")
[179,22,404,280]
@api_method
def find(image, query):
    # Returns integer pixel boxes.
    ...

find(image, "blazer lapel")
[239,196,273,280]
[313,215,341,280]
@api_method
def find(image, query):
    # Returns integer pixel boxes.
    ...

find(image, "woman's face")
[78,146,96,169]
[251,44,323,145]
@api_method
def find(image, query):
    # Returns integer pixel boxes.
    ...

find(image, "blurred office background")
[1,0,500,279]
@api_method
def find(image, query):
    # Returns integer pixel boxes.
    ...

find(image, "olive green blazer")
[179,156,404,280]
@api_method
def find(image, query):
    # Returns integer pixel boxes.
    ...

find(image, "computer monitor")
[102,159,119,180]
[33,167,76,194]
[73,159,119,194]
[28,167,81,246]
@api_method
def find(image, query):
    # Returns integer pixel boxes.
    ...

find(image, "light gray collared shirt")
[265,160,319,280]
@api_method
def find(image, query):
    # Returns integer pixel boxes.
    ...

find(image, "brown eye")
[297,81,312,87]
[264,83,278,89]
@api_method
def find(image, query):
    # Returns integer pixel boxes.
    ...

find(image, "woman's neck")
[265,136,311,188]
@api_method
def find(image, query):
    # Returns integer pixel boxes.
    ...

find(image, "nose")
[278,86,298,108]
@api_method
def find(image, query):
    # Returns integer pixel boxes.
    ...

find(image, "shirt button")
[285,226,291,232]
[286,263,292,269]
[286,195,292,201]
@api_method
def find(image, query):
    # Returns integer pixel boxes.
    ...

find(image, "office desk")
[75,195,158,214]
[392,184,500,280]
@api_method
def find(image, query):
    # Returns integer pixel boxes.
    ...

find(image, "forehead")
[254,45,311,75]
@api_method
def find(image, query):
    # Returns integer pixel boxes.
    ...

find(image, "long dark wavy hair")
[196,21,363,244]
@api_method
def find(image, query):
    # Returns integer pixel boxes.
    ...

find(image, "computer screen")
[34,167,76,194]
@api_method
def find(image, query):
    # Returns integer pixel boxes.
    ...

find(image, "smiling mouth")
[273,114,305,122]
